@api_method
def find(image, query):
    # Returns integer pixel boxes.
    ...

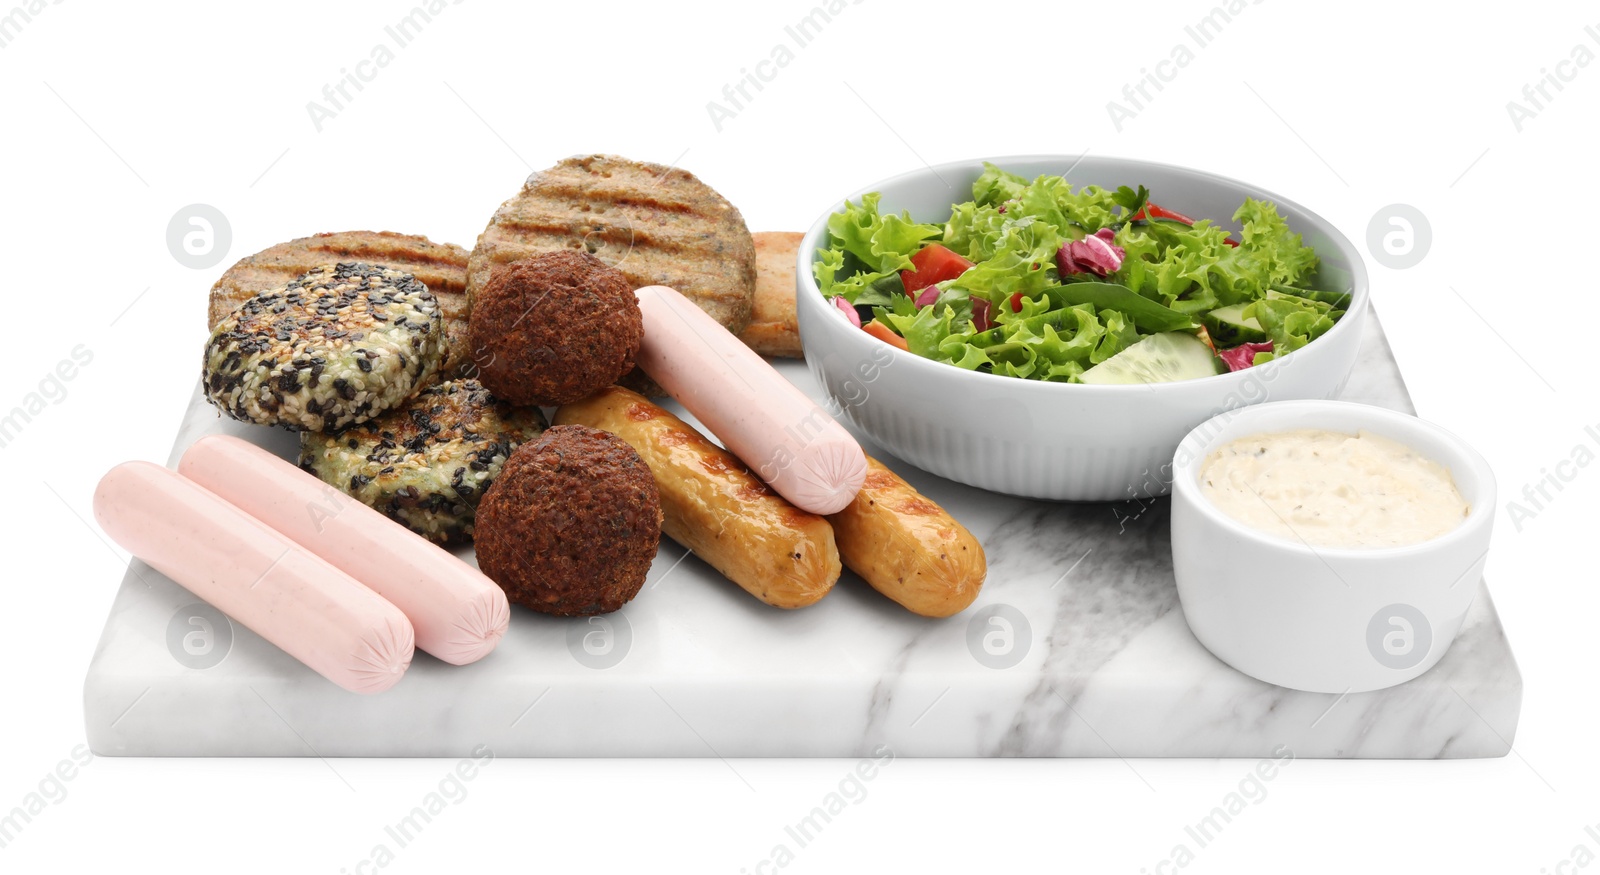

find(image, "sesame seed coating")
[298,379,546,544]
[202,262,446,431]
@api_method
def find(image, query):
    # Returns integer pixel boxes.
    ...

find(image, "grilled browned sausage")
[828,456,986,617]
[554,387,839,608]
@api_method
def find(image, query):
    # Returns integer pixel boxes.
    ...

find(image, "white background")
[1,0,1595,872]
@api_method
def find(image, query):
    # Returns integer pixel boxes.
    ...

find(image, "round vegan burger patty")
[298,379,545,544]
[474,424,662,616]
[203,262,446,431]
[466,251,643,406]
[206,231,476,377]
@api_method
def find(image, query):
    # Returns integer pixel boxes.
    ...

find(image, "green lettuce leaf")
[1233,198,1320,288]
[972,162,1030,206]
[942,200,987,261]
[882,302,964,361]
[1090,310,1140,363]
[883,296,1138,381]
[1109,200,1320,311]
[1246,291,1336,354]
[824,192,941,274]
[949,243,1058,304]
[1017,175,1121,233]
[1112,219,1242,306]
[812,247,898,304]
[944,204,1066,265]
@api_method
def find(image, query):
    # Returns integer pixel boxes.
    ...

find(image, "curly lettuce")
[814,193,940,302]
[815,166,1344,382]
[881,295,1139,381]
[948,165,1138,264]
[1234,197,1320,287]
[1113,198,1320,312]
[1246,291,1338,353]
[971,162,1029,206]
[825,192,940,272]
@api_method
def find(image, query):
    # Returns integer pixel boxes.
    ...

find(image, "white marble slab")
[83,313,1521,757]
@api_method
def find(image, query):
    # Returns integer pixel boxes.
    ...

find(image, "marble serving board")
[83,314,1522,758]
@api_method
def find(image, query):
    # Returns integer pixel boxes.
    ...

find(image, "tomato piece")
[862,320,909,351]
[1008,292,1025,313]
[1134,201,1232,241]
[1143,202,1197,224]
[900,244,973,294]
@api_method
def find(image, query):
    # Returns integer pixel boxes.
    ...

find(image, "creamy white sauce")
[1199,429,1469,549]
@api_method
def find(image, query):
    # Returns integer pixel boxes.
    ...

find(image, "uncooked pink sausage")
[93,461,414,694]
[633,284,867,515]
[178,435,509,666]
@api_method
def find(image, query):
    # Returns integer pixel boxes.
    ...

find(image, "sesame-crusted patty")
[298,379,546,544]
[206,231,474,377]
[202,262,446,431]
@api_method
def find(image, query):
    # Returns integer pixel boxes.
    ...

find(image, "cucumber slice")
[1079,332,1223,385]
[1204,304,1268,345]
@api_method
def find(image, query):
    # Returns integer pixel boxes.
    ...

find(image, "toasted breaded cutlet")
[736,231,805,358]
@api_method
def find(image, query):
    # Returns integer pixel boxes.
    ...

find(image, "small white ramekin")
[1170,400,1496,693]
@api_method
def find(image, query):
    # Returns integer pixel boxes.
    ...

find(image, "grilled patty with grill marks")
[466,154,756,394]
[208,231,474,376]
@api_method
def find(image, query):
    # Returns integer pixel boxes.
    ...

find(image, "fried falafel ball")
[466,251,643,406]
[475,424,662,616]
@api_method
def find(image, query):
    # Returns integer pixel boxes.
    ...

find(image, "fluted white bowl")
[795,155,1369,501]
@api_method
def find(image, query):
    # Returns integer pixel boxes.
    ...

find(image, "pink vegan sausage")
[178,435,509,666]
[633,284,867,515]
[93,461,414,694]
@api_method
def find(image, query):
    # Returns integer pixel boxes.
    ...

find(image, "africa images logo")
[1366,604,1432,671]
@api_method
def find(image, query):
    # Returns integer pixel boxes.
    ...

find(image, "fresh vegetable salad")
[814,163,1349,384]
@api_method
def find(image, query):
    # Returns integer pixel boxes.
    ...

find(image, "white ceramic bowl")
[795,155,1370,501]
[1170,401,1495,693]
